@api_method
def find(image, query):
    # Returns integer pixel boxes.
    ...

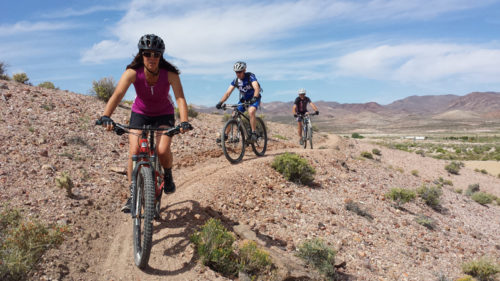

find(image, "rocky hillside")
[1,80,500,281]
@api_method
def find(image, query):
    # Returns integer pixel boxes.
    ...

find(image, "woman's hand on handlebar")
[97,116,114,131]
[179,121,193,134]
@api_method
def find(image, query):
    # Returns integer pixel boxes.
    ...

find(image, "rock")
[40,150,49,157]
[42,164,56,171]
[110,166,127,175]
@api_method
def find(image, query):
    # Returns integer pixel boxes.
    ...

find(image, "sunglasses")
[143,51,161,58]
[235,71,244,74]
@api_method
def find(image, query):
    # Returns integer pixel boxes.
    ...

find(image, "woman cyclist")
[98,34,192,212]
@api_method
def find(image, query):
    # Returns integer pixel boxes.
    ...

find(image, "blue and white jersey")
[231,72,258,100]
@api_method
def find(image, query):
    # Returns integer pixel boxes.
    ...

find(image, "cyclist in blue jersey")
[216,61,262,143]
[293,88,319,145]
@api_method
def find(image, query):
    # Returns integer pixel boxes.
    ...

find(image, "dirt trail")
[96,134,341,280]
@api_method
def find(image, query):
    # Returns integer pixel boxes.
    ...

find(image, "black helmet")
[138,34,165,53]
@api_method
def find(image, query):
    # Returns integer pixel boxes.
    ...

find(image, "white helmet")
[233,61,247,72]
[298,88,306,95]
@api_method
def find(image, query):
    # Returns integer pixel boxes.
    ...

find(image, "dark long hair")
[126,51,180,74]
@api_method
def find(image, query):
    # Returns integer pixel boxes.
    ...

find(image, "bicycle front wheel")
[251,117,267,156]
[221,120,245,164]
[303,124,308,149]
[308,126,313,149]
[133,166,155,269]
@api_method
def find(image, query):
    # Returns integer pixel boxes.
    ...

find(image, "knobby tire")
[251,117,267,156]
[133,166,155,269]
[221,119,245,164]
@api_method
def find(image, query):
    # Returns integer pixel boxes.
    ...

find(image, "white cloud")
[337,43,500,83]
[41,5,127,18]
[0,21,74,36]
[81,0,495,71]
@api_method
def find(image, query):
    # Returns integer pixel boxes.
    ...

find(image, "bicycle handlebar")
[296,112,319,117]
[220,102,252,110]
[95,120,193,137]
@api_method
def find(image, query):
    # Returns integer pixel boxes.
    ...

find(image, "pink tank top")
[131,68,175,116]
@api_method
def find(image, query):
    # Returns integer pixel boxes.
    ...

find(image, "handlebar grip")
[95,119,102,126]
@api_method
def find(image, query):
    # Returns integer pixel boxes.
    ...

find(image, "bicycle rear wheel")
[133,166,155,269]
[221,120,245,163]
[251,117,267,156]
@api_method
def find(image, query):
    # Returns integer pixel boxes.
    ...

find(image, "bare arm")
[292,104,297,115]
[309,102,318,112]
[219,85,235,103]
[251,81,260,98]
[168,72,188,124]
[102,69,136,117]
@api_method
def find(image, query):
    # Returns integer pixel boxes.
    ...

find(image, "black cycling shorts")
[129,111,175,128]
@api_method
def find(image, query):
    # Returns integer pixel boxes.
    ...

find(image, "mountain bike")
[96,119,192,269]
[298,112,318,149]
[218,103,267,163]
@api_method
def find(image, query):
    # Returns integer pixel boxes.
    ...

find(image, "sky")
[2,0,500,106]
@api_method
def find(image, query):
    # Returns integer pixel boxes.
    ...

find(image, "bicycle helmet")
[138,34,165,53]
[233,61,247,72]
[298,88,306,95]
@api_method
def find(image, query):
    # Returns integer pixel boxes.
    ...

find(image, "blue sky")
[2,0,500,106]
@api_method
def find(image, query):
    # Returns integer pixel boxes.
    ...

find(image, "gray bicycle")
[218,103,267,163]
[298,112,318,149]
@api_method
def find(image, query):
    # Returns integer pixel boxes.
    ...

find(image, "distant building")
[401,136,427,141]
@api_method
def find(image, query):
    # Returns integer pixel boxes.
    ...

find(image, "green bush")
[462,257,500,281]
[12,73,29,84]
[91,77,115,102]
[55,172,74,198]
[351,132,364,139]
[190,218,238,276]
[471,192,494,205]
[480,169,488,175]
[411,170,419,176]
[445,161,464,175]
[0,62,9,80]
[415,215,435,230]
[372,148,381,156]
[175,104,199,119]
[238,240,272,276]
[271,153,315,185]
[417,185,442,209]
[37,81,56,89]
[296,238,337,280]
[456,275,477,281]
[385,188,416,207]
[455,189,463,194]
[360,151,373,159]
[0,206,66,280]
[466,184,480,196]
[415,150,425,157]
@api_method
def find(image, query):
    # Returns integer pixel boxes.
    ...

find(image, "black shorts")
[129,111,175,128]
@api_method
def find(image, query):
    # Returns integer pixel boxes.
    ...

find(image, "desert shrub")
[456,275,477,281]
[455,189,463,194]
[37,81,56,89]
[12,73,29,84]
[175,104,198,119]
[238,240,272,276]
[411,170,419,177]
[91,77,115,102]
[0,61,9,80]
[351,132,364,139]
[345,200,373,220]
[55,172,74,198]
[415,150,425,157]
[466,184,480,196]
[471,192,494,205]
[445,161,464,175]
[0,206,66,280]
[360,151,373,159]
[271,153,315,185]
[417,185,442,209]
[415,215,435,230]
[385,188,416,207]
[41,103,55,111]
[190,218,238,276]
[297,238,337,280]
[222,113,232,122]
[372,148,381,156]
[462,257,500,281]
[312,125,319,132]
[273,134,287,140]
[480,169,488,175]
[496,198,500,206]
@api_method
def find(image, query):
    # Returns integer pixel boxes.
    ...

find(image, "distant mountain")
[386,94,459,114]
[446,92,500,112]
